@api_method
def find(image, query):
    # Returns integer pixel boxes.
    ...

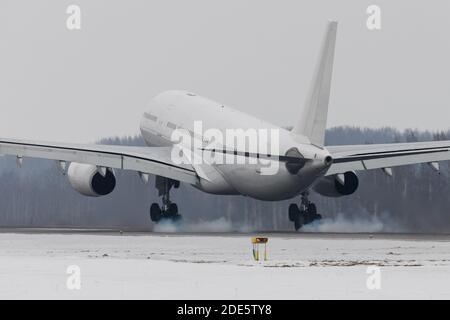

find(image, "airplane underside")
[148,176,322,231]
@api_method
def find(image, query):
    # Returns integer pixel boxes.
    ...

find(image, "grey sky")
[0,0,449,143]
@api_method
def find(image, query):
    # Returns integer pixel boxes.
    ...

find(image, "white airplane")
[1,21,449,230]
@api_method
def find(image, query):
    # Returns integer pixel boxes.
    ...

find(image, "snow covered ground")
[1,231,450,299]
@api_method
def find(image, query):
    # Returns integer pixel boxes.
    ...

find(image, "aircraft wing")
[0,137,198,184]
[325,140,450,175]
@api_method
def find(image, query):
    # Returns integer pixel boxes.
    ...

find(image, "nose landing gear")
[150,176,181,223]
[289,192,322,231]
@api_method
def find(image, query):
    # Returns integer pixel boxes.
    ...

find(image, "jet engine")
[67,163,116,197]
[312,171,359,197]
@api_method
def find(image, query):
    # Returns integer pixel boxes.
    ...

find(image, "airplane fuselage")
[139,90,332,201]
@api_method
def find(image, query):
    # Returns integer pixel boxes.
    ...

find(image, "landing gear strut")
[150,176,181,223]
[288,192,322,231]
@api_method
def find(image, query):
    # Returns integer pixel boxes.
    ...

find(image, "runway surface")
[1,228,450,299]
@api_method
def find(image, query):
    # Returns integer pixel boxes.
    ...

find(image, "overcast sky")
[0,0,449,143]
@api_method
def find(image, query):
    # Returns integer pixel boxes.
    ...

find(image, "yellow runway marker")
[251,237,268,261]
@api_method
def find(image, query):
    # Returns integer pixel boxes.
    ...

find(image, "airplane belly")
[192,164,239,195]
[215,164,314,201]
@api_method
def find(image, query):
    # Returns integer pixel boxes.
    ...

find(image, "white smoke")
[153,217,238,233]
[301,212,403,233]
[152,212,404,233]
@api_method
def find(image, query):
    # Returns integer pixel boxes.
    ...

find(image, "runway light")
[251,237,268,261]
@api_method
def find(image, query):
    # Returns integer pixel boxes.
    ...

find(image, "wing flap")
[326,141,450,175]
[0,140,122,168]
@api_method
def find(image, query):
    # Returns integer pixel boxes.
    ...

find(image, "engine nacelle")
[312,171,359,197]
[67,163,116,197]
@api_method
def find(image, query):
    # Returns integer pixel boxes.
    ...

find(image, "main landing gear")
[149,176,181,223]
[288,192,322,231]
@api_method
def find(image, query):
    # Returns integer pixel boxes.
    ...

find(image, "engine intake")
[67,163,116,197]
[312,171,359,197]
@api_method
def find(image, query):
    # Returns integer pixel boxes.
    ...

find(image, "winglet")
[292,21,338,146]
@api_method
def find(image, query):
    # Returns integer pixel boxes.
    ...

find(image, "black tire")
[150,203,162,222]
[294,214,304,231]
[303,212,322,225]
[307,203,317,215]
[288,204,299,222]
[304,214,313,225]
[168,203,178,216]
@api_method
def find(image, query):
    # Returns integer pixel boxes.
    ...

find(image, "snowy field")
[1,230,450,299]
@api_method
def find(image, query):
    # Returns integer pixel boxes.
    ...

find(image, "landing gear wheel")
[294,214,304,231]
[151,176,183,224]
[290,192,323,230]
[307,203,317,215]
[168,203,178,216]
[289,204,300,222]
[150,203,162,222]
[167,203,181,221]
